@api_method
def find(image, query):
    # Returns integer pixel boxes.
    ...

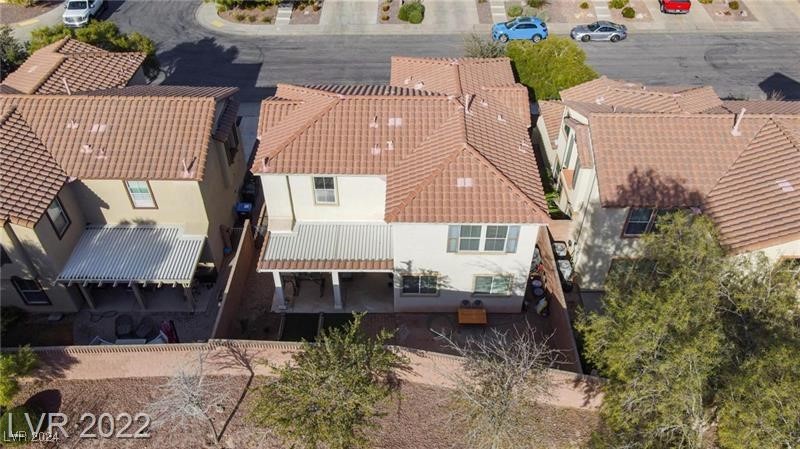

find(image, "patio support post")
[131,283,147,310]
[183,286,196,311]
[273,271,287,310]
[78,283,96,310]
[332,271,343,310]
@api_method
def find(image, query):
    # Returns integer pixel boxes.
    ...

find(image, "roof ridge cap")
[772,117,800,153]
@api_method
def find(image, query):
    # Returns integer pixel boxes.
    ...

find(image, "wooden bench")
[458,307,488,325]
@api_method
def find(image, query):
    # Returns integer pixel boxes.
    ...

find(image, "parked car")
[492,17,549,43]
[570,21,628,42]
[63,0,105,28]
[659,0,691,13]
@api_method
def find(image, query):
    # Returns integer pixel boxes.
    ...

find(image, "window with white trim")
[11,277,51,305]
[474,275,512,296]
[126,181,156,208]
[313,177,336,204]
[46,197,70,237]
[401,275,438,295]
[484,226,509,251]
[458,225,482,251]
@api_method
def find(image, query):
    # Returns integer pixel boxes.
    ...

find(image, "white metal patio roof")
[260,222,393,271]
[58,225,205,286]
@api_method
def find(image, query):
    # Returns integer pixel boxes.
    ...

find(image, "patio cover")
[259,222,393,271]
[58,225,205,286]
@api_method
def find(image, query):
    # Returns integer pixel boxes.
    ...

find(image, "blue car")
[492,17,548,43]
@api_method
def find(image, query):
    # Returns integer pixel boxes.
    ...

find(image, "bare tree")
[147,352,228,446]
[435,324,560,449]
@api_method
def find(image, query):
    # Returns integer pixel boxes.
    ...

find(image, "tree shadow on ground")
[759,72,800,100]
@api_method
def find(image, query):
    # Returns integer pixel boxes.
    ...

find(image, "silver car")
[570,21,628,42]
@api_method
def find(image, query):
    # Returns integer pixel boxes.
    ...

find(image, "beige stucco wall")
[757,239,800,261]
[289,175,387,222]
[260,175,294,231]
[1,186,86,312]
[391,223,542,313]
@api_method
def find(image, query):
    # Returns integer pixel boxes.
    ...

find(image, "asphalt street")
[107,1,800,100]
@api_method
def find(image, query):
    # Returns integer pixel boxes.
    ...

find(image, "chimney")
[62,77,71,95]
[731,108,746,136]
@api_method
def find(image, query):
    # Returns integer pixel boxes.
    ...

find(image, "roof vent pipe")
[369,115,379,128]
[464,94,473,114]
[731,108,746,136]
[62,77,71,95]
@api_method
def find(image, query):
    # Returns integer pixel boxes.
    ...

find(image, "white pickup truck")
[62,0,105,28]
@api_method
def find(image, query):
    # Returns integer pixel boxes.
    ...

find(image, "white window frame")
[483,225,509,252]
[458,225,482,251]
[401,275,438,295]
[473,274,513,296]
[125,180,156,209]
[45,197,70,238]
[313,176,337,205]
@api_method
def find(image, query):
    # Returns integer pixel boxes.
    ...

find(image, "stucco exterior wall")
[288,175,386,222]
[758,239,800,261]
[260,175,294,232]
[391,223,542,313]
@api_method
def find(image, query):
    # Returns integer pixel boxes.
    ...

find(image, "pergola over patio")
[57,225,205,310]
[258,222,394,310]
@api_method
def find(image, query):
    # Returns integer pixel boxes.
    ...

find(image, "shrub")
[234,12,246,20]
[247,14,256,21]
[1,347,39,407]
[217,4,228,12]
[507,4,523,17]
[312,2,321,10]
[0,406,41,446]
[407,8,423,22]
[6,0,36,7]
[579,1,589,8]
[398,0,424,21]
[261,15,273,22]
[382,3,390,11]
[728,0,739,9]
[608,0,627,8]
[257,3,267,10]
[297,2,306,10]
[381,13,390,20]
[621,5,635,17]
[506,37,598,100]
[698,0,712,3]
[527,0,546,7]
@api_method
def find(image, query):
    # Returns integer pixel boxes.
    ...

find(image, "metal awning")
[259,222,393,271]
[58,225,205,286]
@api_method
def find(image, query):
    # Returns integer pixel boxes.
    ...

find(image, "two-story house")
[0,86,244,313]
[253,57,552,313]
[535,77,800,304]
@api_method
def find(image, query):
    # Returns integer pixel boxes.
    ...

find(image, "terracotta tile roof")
[0,86,238,181]
[1,38,144,95]
[538,100,565,146]
[303,84,445,96]
[0,107,67,227]
[718,100,800,115]
[704,119,800,251]
[564,118,593,168]
[561,77,722,114]
[84,85,239,100]
[255,58,550,224]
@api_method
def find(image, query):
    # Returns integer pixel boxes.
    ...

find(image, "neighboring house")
[0,86,245,313]
[534,77,800,302]
[0,37,147,95]
[253,57,551,313]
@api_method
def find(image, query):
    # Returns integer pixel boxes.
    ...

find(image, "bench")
[458,307,488,325]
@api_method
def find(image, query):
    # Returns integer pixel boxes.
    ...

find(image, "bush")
[608,0,627,8]
[257,3,267,10]
[579,1,589,8]
[381,13,390,20]
[398,0,424,21]
[507,4,523,17]
[526,0,546,7]
[247,14,256,21]
[506,37,598,100]
[621,5,635,17]
[6,0,36,7]
[382,3,390,11]
[698,0,712,3]
[407,8,423,23]
[261,15,273,22]
[0,347,39,407]
[297,2,305,10]
[234,12,246,20]
[0,406,41,446]
[728,0,739,9]
[312,2,321,10]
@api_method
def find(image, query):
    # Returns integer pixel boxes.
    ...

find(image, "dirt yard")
[700,0,756,22]
[12,376,599,448]
[219,4,278,24]
[0,1,59,25]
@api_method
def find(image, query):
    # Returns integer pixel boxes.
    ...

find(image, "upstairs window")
[401,275,438,295]
[11,277,51,305]
[447,225,520,253]
[484,226,509,251]
[623,208,674,236]
[458,225,482,251]
[474,275,512,296]
[313,177,337,204]
[126,181,156,209]
[46,197,70,238]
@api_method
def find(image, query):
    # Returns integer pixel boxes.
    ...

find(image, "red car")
[659,0,691,13]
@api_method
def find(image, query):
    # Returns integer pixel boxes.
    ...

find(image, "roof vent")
[414,81,425,90]
[90,123,107,133]
[181,156,197,178]
[404,76,412,85]
[62,77,72,96]
[66,119,79,130]
[595,96,605,105]
[464,94,473,114]
[497,114,506,123]
[80,143,93,153]
[456,177,474,188]
[386,140,394,151]
[369,115,379,128]
[731,108,746,136]
[371,144,382,155]
[480,98,488,107]
[95,148,107,160]
[777,180,795,193]
[388,117,402,127]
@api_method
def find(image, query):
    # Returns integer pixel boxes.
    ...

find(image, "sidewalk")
[197,0,800,36]
[6,2,62,42]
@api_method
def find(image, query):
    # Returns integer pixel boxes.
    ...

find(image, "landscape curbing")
[9,339,605,411]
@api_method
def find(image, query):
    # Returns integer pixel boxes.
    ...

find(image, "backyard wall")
[211,219,256,338]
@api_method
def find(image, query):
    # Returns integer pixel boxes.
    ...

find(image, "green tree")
[0,346,39,409]
[29,20,159,79]
[0,26,28,81]
[505,37,598,100]
[577,212,800,449]
[251,313,409,449]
